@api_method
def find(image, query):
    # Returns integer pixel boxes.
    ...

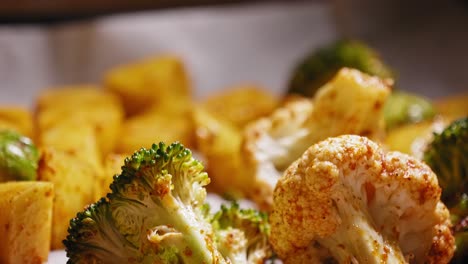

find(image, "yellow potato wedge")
[94,153,126,201]
[385,117,447,158]
[36,85,124,157]
[104,55,191,116]
[38,121,102,171]
[0,181,54,264]
[37,148,98,249]
[201,85,278,129]
[192,106,246,196]
[115,110,194,154]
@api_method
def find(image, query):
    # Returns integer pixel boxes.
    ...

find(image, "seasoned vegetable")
[424,117,467,204]
[270,135,455,263]
[0,181,54,264]
[211,202,272,264]
[0,130,39,182]
[423,117,468,263]
[287,39,393,97]
[450,194,468,264]
[384,90,436,130]
[244,68,389,210]
[287,39,436,130]
[64,142,272,264]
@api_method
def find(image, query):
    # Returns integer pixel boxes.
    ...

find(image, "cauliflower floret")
[243,68,390,210]
[270,135,455,264]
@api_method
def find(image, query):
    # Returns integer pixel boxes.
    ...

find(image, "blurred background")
[0,0,467,106]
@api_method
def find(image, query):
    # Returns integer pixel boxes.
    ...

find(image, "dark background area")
[0,0,296,24]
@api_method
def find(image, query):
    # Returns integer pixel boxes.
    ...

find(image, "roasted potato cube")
[36,85,124,157]
[0,181,54,264]
[104,55,191,116]
[37,148,98,249]
[38,121,102,171]
[201,85,278,129]
[0,106,33,138]
[115,110,194,154]
[385,117,448,159]
[94,153,126,200]
[192,106,246,195]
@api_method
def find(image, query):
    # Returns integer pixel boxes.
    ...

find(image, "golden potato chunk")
[201,85,278,129]
[36,85,124,157]
[192,106,245,195]
[38,121,102,171]
[37,148,98,249]
[94,153,126,201]
[0,106,33,138]
[0,181,54,264]
[115,110,194,154]
[104,55,191,116]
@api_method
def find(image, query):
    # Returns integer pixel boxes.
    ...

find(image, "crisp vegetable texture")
[270,135,455,264]
[211,203,271,264]
[286,39,437,130]
[0,130,39,182]
[287,39,393,97]
[423,117,468,263]
[64,142,271,264]
[450,194,468,263]
[243,68,389,210]
[424,117,467,204]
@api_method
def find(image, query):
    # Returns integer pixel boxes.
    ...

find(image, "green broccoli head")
[0,130,39,182]
[424,117,467,204]
[287,39,394,97]
[64,142,273,264]
[211,202,272,264]
[64,142,222,264]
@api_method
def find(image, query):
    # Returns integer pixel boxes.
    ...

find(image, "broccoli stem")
[318,189,406,263]
[159,195,220,263]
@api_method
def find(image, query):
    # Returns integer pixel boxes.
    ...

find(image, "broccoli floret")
[64,142,222,263]
[64,142,272,264]
[287,39,394,97]
[0,130,39,182]
[384,90,436,130]
[424,117,467,204]
[211,203,272,264]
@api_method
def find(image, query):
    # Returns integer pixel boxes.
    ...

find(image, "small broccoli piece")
[64,142,273,264]
[270,135,455,263]
[0,130,39,182]
[287,39,394,97]
[424,117,467,204]
[450,194,468,263]
[384,90,436,130]
[64,142,223,263]
[211,202,272,264]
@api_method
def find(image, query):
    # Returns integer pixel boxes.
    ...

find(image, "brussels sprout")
[287,39,394,97]
[0,130,39,181]
[384,90,436,130]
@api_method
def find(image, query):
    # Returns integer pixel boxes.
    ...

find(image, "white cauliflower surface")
[269,135,455,264]
[243,68,390,210]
